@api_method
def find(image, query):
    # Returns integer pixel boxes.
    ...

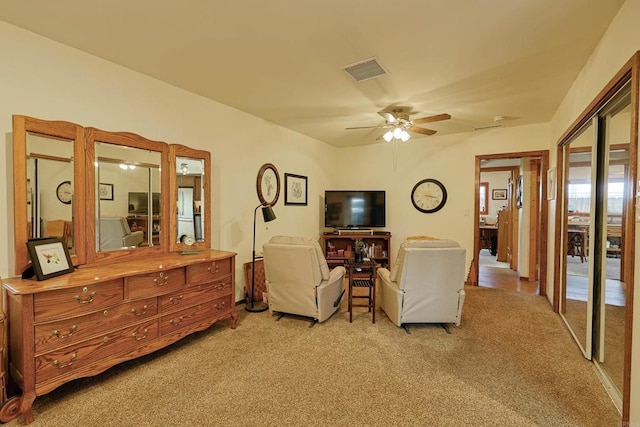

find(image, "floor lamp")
[246,203,276,312]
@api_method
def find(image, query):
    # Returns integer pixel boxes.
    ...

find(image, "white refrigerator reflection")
[177,187,195,239]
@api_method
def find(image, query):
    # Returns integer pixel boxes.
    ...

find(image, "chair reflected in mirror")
[567,228,587,263]
[44,220,73,251]
[99,217,143,251]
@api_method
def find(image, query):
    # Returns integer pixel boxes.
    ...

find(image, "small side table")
[243,257,266,304]
[348,259,377,323]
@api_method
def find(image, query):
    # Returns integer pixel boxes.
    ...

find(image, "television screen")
[324,190,386,228]
[128,192,161,215]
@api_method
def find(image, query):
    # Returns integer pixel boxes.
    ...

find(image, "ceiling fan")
[346,108,451,141]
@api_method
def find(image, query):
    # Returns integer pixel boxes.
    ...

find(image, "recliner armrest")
[123,230,144,247]
[328,265,346,281]
[377,267,391,283]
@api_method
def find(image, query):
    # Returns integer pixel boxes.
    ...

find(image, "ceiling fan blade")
[408,126,437,136]
[378,111,397,123]
[412,113,451,125]
[345,125,382,130]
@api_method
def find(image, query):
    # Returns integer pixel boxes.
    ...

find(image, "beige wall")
[0,21,339,302]
[480,170,511,223]
[549,0,640,422]
[0,19,551,294]
[332,123,550,272]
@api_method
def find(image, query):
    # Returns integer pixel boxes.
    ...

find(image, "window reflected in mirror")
[479,182,488,215]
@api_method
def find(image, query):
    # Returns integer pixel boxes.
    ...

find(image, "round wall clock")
[411,178,447,213]
[181,235,196,246]
[56,180,73,205]
[256,163,280,206]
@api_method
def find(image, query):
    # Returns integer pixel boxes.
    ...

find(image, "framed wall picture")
[516,175,523,208]
[26,237,74,280]
[284,173,308,205]
[547,167,556,200]
[492,189,507,200]
[99,182,114,200]
[256,163,280,206]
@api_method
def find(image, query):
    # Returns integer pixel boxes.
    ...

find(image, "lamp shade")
[261,205,276,222]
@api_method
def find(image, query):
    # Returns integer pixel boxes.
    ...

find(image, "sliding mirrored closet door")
[560,81,631,409]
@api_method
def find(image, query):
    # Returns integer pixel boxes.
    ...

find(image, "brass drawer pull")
[169,295,183,305]
[214,301,226,310]
[169,316,184,327]
[52,353,77,369]
[153,272,169,286]
[213,282,229,291]
[131,305,149,316]
[74,287,96,304]
[52,325,77,339]
[132,328,149,341]
[207,262,219,274]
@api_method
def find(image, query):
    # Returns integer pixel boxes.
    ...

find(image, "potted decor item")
[355,240,365,263]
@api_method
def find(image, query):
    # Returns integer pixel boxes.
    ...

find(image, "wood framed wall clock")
[411,178,447,213]
[256,163,280,206]
[56,180,72,204]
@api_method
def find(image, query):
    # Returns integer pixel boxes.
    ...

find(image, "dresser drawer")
[35,319,158,384]
[159,277,233,313]
[187,257,232,285]
[34,298,158,354]
[125,267,186,299]
[160,294,232,335]
[34,279,124,322]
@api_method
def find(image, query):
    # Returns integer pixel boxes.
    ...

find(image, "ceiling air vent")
[341,57,389,82]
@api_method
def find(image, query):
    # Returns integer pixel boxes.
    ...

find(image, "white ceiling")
[0,0,625,147]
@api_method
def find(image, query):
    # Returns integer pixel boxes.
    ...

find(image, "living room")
[1,1,639,425]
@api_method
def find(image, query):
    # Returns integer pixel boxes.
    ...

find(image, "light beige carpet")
[6,286,620,426]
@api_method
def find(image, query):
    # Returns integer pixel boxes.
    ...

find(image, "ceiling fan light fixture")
[383,127,410,143]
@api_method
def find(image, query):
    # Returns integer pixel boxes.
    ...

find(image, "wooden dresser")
[0,250,237,424]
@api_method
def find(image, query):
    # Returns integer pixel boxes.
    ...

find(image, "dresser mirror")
[169,145,211,252]
[85,128,169,263]
[12,116,86,275]
[12,116,210,272]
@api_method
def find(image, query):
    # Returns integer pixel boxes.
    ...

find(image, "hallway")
[478,248,538,294]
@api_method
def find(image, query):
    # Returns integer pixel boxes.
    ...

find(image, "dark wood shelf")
[322,232,391,269]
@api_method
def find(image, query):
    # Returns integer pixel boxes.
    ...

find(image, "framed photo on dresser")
[26,237,74,280]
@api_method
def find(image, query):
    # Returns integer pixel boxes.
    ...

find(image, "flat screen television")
[128,192,161,215]
[324,190,386,228]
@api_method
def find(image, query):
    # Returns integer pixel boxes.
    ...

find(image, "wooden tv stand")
[322,231,391,269]
[0,250,237,425]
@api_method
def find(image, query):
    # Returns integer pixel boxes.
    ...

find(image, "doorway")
[471,150,549,297]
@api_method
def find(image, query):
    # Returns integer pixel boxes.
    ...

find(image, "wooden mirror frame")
[85,127,170,264]
[169,144,211,253]
[12,115,86,275]
[12,115,212,273]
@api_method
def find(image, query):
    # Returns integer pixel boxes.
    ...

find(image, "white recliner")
[377,238,466,328]
[99,217,144,250]
[263,236,346,324]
